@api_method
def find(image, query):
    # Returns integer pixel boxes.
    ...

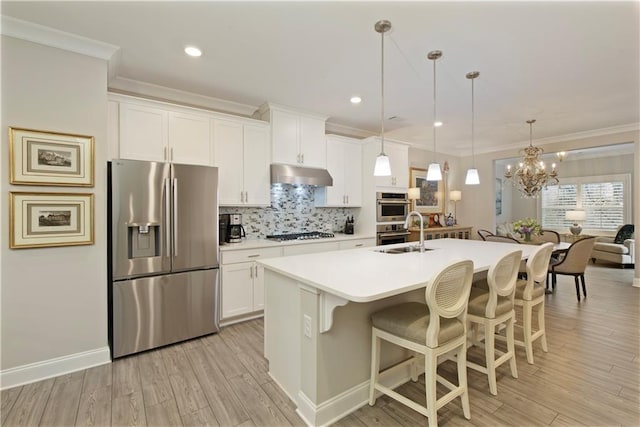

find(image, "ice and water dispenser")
[127,224,161,259]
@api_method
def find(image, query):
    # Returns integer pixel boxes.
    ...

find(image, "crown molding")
[476,122,640,156]
[109,77,260,118]
[1,15,119,60]
[325,122,375,139]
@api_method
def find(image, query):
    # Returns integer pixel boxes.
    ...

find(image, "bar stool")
[368,259,474,427]
[467,250,521,395]
[514,242,554,364]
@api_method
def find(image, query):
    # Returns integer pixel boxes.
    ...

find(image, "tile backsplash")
[220,184,356,238]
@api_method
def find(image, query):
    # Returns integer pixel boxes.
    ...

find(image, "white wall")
[1,36,109,386]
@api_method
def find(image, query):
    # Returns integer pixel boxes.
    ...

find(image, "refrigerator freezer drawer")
[112,269,219,358]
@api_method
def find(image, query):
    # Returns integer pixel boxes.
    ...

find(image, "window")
[541,174,631,233]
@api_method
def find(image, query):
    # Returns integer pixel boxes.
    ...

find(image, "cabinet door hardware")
[254,265,258,277]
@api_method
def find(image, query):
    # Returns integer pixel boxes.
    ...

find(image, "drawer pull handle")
[247,254,260,258]
[355,244,363,247]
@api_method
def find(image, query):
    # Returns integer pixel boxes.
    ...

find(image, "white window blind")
[541,174,630,233]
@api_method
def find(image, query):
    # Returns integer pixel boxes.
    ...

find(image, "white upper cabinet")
[168,111,212,165]
[114,95,213,165]
[119,102,168,162]
[214,119,270,207]
[315,135,363,207]
[259,103,328,169]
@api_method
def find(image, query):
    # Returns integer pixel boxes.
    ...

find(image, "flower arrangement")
[513,217,541,241]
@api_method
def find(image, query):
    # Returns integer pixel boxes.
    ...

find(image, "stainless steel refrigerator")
[108,159,219,358]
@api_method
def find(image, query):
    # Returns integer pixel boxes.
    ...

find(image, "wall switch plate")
[303,314,312,338]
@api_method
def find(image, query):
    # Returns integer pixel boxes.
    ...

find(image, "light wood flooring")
[2,263,639,426]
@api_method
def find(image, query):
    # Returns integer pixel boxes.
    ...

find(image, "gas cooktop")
[266,231,335,242]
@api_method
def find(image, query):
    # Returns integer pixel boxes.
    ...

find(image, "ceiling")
[2,1,639,156]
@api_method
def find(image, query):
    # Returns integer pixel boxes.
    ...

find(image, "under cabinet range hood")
[270,163,333,186]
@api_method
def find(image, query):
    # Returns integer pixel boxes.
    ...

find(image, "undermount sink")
[375,246,433,254]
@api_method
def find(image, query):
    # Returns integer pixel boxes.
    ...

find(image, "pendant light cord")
[432,57,437,162]
[380,29,385,155]
[471,77,475,167]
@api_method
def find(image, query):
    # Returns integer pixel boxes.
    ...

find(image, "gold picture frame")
[9,127,94,187]
[10,192,94,249]
[410,167,443,214]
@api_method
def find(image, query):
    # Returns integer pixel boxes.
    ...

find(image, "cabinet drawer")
[221,247,282,265]
[339,238,375,250]
[283,241,340,256]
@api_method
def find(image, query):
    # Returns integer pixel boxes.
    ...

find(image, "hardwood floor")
[2,263,638,426]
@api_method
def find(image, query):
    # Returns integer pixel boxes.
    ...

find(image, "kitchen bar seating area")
[1,262,637,426]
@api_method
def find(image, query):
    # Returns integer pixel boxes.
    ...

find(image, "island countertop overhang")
[258,239,538,303]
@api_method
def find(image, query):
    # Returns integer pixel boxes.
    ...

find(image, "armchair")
[590,224,635,268]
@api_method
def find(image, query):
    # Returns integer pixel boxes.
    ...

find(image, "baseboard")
[295,361,417,426]
[1,346,111,390]
[633,277,640,288]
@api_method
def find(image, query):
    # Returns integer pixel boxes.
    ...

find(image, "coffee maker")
[220,213,246,243]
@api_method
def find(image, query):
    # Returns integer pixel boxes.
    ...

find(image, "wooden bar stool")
[368,259,474,427]
[467,250,521,395]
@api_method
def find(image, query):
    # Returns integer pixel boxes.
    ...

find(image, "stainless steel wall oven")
[376,192,410,222]
[376,224,410,246]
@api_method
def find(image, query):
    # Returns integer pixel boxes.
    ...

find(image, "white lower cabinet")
[220,238,375,323]
[338,238,375,250]
[220,247,282,322]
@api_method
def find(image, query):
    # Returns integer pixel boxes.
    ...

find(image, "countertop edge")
[219,233,375,251]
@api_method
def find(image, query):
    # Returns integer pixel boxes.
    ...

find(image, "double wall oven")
[376,192,410,245]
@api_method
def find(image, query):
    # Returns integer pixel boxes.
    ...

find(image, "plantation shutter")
[541,184,578,228]
[581,181,624,231]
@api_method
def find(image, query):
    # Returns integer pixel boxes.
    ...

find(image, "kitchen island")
[259,239,539,426]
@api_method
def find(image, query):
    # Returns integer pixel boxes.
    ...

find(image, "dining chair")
[369,259,474,427]
[477,229,494,241]
[485,235,520,244]
[512,242,554,364]
[538,229,560,244]
[548,237,597,301]
[467,250,521,395]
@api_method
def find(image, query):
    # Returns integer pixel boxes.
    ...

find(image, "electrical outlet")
[303,315,312,338]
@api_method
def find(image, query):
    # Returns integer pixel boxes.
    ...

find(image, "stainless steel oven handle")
[378,232,410,238]
[377,200,410,205]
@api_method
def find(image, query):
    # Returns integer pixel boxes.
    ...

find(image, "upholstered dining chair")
[537,229,560,244]
[548,237,597,301]
[369,259,474,427]
[485,235,520,244]
[477,229,494,241]
[513,242,554,364]
[467,250,521,395]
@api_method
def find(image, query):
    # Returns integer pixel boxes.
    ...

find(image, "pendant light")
[373,20,392,176]
[465,71,480,185]
[426,50,442,181]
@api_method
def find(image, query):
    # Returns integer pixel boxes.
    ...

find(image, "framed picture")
[410,167,443,214]
[495,178,503,215]
[9,127,94,187]
[10,192,94,249]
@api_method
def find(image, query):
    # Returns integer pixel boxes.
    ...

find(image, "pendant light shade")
[465,71,480,185]
[465,168,480,185]
[373,20,392,177]
[427,163,442,181]
[427,50,442,181]
[374,155,391,176]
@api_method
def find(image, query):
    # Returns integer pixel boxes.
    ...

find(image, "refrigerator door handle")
[173,178,178,257]
[164,178,171,255]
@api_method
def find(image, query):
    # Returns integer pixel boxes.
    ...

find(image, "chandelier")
[504,119,558,197]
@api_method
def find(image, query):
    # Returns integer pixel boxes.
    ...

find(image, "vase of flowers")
[513,218,541,242]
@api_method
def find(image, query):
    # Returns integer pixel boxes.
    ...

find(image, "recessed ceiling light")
[434,121,443,127]
[184,46,202,57]
[350,96,362,104]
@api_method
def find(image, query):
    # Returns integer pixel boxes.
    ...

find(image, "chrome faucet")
[404,210,425,252]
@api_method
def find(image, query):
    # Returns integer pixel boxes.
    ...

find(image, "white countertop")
[219,233,375,251]
[258,239,540,303]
